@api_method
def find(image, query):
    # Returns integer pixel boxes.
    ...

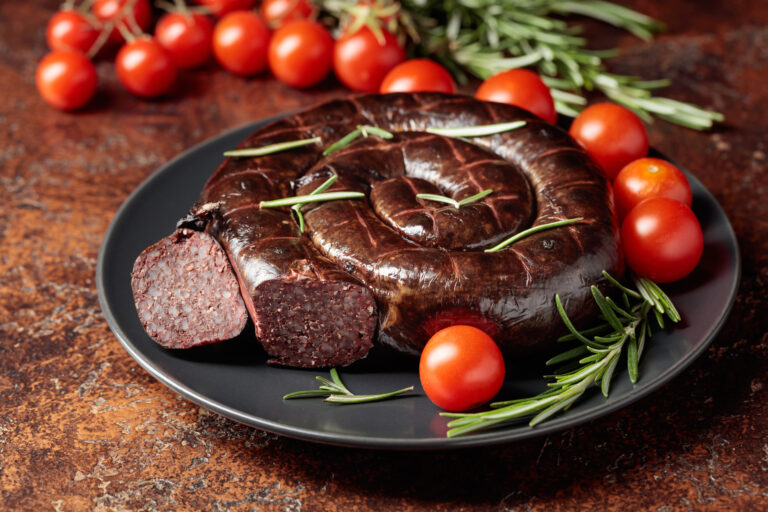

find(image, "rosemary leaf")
[224,137,321,157]
[627,332,639,383]
[426,121,526,138]
[291,174,339,233]
[458,188,493,206]
[485,217,583,253]
[260,191,364,209]
[284,369,414,405]
[325,386,414,404]
[416,193,460,209]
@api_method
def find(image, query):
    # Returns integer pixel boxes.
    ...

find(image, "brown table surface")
[2,1,767,510]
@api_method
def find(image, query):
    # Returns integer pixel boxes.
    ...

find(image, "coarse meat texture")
[131,229,248,349]
[191,92,623,362]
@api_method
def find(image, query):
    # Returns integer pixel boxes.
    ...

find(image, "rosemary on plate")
[417,188,493,209]
[223,137,322,157]
[440,271,680,437]
[284,368,414,404]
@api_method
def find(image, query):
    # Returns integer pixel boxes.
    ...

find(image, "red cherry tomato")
[260,0,317,29]
[333,26,405,93]
[613,158,692,221]
[621,197,703,283]
[569,103,649,180]
[191,0,255,17]
[36,50,98,110]
[475,69,557,124]
[379,59,456,94]
[212,11,271,76]
[268,20,333,89]
[115,38,177,98]
[155,12,214,69]
[419,325,505,412]
[46,10,100,54]
[92,0,152,45]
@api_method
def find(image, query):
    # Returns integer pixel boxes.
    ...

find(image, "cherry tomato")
[46,10,100,54]
[212,11,271,76]
[260,0,317,29]
[92,0,152,45]
[475,69,557,124]
[36,50,98,111]
[621,197,703,283]
[116,38,177,98]
[333,26,405,93]
[613,158,692,221]
[379,59,456,94]
[569,103,649,180]
[155,12,214,69]
[419,325,505,412]
[191,0,255,17]
[268,20,333,89]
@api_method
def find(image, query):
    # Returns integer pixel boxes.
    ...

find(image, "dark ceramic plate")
[97,117,740,450]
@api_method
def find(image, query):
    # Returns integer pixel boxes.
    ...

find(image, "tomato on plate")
[621,197,703,283]
[379,59,456,94]
[333,26,405,93]
[46,9,100,54]
[116,38,177,98]
[614,157,692,221]
[92,0,152,45]
[419,325,505,412]
[260,0,317,29]
[155,12,214,69]
[36,50,98,110]
[569,103,649,180]
[268,20,333,88]
[475,69,557,124]
[191,0,255,17]
[212,11,271,76]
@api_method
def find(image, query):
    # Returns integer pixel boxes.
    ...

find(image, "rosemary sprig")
[416,188,493,209]
[322,125,394,156]
[440,272,680,437]
[284,368,414,404]
[425,121,526,138]
[291,174,339,233]
[320,0,723,129]
[223,137,321,157]
[484,217,583,253]
[259,190,364,209]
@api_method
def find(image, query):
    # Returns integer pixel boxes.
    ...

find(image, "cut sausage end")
[252,279,377,368]
[131,230,248,349]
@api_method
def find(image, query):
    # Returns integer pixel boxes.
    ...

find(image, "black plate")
[97,118,740,450]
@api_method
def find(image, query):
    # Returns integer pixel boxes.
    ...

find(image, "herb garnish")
[439,271,680,437]
[416,188,493,209]
[260,190,364,209]
[223,137,322,158]
[425,121,526,138]
[290,174,339,233]
[284,368,414,404]
[322,125,394,156]
[485,217,583,253]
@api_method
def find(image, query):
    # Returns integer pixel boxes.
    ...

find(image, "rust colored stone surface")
[1,1,766,510]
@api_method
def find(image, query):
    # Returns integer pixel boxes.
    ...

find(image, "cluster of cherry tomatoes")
[567,103,704,285]
[37,0,567,115]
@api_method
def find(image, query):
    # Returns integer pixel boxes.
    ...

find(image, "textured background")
[1,0,767,510]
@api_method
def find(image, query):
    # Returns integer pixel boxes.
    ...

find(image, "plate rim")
[96,118,741,450]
